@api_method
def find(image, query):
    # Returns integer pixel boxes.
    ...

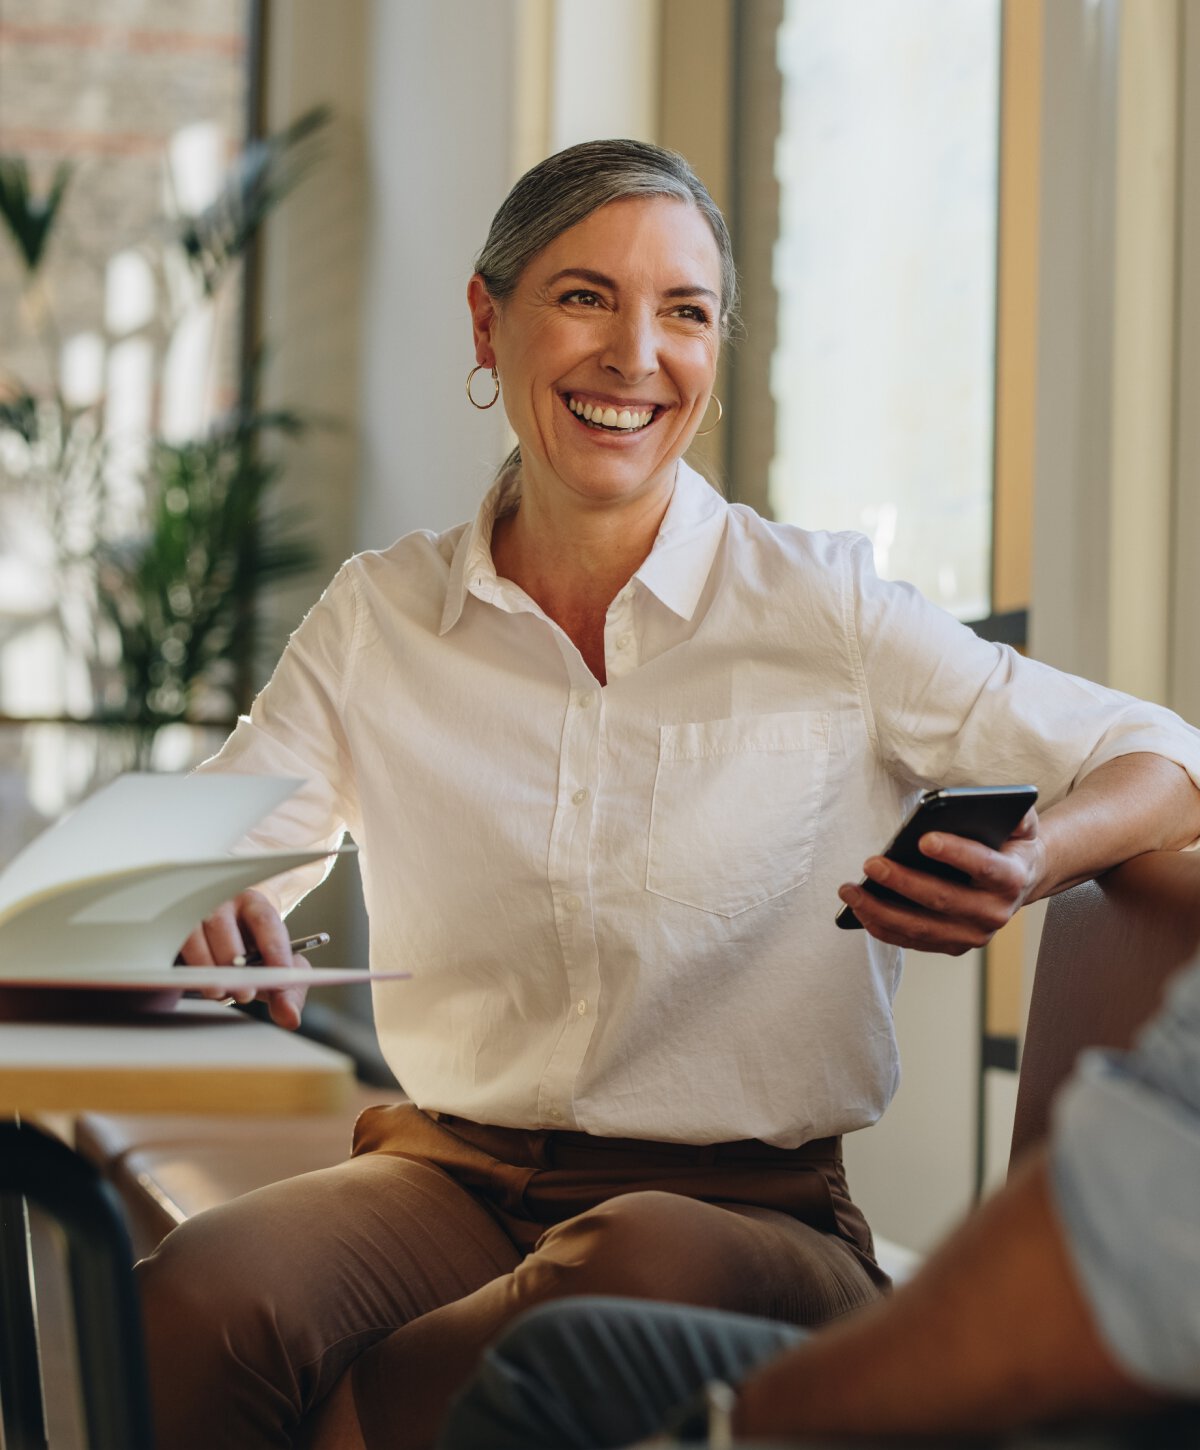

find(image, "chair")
[1009,846,1200,1166]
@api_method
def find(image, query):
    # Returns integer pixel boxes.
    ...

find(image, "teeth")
[567,396,654,431]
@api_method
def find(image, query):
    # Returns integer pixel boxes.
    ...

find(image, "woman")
[142,140,1200,1450]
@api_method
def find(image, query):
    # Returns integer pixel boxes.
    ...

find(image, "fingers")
[838,830,1040,954]
[176,892,307,1023]
[266,963,309,1031]
[837,882,985,954]
[203,900,251,966]
[858,854,1013,927]
[177,900,248,1000]
[235,892,307,1031]
[177,922,216,967]
[912,831,1026,891]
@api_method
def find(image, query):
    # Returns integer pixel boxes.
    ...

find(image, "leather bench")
[72,1000,405,1258]
[73,1087,403,1260]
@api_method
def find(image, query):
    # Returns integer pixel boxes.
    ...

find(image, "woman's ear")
[467,274,499,368]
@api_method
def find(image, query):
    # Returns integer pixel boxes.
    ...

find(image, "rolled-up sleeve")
[848,536,1200,805]
[1049,958,1200,1394]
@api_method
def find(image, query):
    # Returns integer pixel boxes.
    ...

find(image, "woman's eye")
[671,304,710,324]
[561,289,603,307]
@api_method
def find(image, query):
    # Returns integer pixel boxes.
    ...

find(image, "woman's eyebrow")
[662,285,719,304]
[545,267,616,289]
[545,268,718,304]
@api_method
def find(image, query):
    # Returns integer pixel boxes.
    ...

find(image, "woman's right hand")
[177,888,308,1030]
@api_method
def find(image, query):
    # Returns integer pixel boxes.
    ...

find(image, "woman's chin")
[551,449,679,505]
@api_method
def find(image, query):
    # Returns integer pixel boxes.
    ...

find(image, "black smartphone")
[835,784,1039,930]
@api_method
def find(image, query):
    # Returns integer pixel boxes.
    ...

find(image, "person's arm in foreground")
[839,751,1200,956]
[738,955,1200,1441]
[732,1147,1154,1442]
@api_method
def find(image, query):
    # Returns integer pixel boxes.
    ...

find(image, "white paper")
[0,773,300,917]
[0,775,406,990]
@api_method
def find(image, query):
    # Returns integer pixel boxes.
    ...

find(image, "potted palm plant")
[0,108,328,764]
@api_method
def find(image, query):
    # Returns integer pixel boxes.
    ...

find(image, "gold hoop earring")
[694,394,723,436]
[466,364,500,410]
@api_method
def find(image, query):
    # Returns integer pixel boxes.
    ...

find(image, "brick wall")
[0,0,249,417]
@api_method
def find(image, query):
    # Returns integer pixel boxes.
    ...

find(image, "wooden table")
[0,1000,355,1450]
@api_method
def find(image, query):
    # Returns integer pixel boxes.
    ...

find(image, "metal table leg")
[0,1120,153,1450]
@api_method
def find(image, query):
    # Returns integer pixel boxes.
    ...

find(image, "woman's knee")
[523,1191,755,1305]
[138,1202,285,1364]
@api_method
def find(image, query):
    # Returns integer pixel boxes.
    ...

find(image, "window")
[0,2,253,720]
[0,3,254,817]
[768,0,1002,621]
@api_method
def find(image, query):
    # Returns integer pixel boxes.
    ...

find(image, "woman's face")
[468,195,722,510]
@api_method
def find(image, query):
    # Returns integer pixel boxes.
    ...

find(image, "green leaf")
[0,157,72,276]
[174,105,331,297]
[0,390,39,444]
[96,409,319,726]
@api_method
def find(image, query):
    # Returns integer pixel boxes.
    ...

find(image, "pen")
[232,932,331,968]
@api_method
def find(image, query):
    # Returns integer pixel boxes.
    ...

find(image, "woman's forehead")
[524,195,722,287]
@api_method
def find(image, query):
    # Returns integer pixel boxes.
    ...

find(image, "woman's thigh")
[137,1150,520,1450]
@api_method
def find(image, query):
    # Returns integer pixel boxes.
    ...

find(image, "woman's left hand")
[837,808,1044,955]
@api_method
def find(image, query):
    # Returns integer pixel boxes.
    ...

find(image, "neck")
[489,464,676,685]
[491,466,675,623]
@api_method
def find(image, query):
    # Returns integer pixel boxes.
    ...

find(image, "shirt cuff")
[1049,1053,1200,1395]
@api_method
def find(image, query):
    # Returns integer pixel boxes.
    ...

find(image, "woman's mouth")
[562,393,659,434]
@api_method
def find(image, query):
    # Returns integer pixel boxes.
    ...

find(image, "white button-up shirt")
[203,463,1200,1147]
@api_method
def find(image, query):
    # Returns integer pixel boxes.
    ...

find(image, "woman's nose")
[602,311,657,381]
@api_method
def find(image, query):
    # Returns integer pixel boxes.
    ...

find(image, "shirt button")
[615,633,632,650]
[571,787,589,805]
[576,999,587,1016]
[564,894,583,913]
[548,1106,563,1121]
[577,692,595,709]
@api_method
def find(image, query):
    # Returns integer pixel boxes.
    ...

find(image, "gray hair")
[474,138,739,337]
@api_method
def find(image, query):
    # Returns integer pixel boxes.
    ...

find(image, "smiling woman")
[137,138,1200,1450]
[469,193,724,680]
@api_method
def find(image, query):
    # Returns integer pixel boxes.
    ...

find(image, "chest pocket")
[646,711,831,918]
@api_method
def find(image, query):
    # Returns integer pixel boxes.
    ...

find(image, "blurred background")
[1,0,1197,1255]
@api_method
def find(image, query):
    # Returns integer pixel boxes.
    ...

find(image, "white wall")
[357,0,519,550]
[356,0,664,552]
[1032,0,1184,707]
[843,948,981,1255]
[550,0,661,149]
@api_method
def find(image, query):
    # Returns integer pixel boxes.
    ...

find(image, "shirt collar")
[631,460,728,621]
[439,459,728,635]
[440,473,518,635]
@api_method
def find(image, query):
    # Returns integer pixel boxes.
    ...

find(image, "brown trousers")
[137,1105,887,1450]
